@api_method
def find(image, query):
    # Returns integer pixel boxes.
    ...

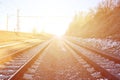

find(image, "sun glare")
[39,16,72,36]
[20,16,72,36]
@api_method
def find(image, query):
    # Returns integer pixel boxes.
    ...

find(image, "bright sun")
[42,17,70,36]
[20,16,72,36]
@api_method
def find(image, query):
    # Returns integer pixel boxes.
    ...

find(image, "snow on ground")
[82,38,120,58]
[68,36,120,58]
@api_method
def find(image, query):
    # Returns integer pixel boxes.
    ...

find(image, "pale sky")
[0,0,102,35]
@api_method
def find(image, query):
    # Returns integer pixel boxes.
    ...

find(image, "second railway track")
[65,38,120,80]
[0,40,50,80]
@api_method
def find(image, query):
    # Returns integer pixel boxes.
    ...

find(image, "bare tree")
[97,0,117,14]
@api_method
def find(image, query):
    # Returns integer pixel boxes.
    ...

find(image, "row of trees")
[95,0,120,17]
[66,0,120,38]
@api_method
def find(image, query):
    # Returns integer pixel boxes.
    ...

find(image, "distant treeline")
[66,0,120,39]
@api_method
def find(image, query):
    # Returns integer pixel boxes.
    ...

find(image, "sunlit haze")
[0,0,101,35]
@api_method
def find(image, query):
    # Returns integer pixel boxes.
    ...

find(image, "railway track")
[32,39,95,80]
[65,38,120,80]
[0,40,50,80]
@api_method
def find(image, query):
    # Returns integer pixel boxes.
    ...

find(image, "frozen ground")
[68,37,120,59]
[83,38,120,58]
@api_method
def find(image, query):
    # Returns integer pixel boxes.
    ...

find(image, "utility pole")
[6,14,8,31]
[17,9,20,32]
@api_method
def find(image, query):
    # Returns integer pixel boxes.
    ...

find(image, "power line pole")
[17,9,20,32]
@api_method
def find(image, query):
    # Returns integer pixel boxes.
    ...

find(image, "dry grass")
[0,30,39,43]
